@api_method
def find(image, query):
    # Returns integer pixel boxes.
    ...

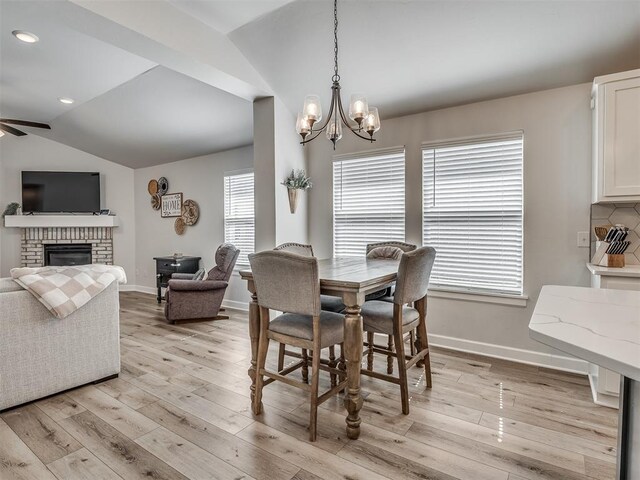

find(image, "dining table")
[239,256,400,439]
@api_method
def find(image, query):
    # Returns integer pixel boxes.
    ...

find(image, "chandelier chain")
[332,0,339,82]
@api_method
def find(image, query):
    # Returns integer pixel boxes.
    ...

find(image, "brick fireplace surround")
[21,227,114,267]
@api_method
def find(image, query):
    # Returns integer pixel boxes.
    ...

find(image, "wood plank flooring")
[0,291,618,480]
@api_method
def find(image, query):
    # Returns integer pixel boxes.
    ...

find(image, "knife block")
[606,254,625,268]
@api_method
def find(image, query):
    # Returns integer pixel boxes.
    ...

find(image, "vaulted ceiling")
[1,0,639,168]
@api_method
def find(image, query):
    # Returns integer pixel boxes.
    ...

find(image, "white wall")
[307,83,593,367]
[0,135,136,281]
[133,145,253,305]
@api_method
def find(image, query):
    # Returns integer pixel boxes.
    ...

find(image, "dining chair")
[364,241,418,374]
[360,246,436,414]
[249,250,347,441]
[273,243,343,384]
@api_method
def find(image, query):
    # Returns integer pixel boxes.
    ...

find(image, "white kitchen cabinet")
[592,69,640,203]
[587,264,640,407]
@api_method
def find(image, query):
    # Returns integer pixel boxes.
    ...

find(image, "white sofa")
[0,277,120,411]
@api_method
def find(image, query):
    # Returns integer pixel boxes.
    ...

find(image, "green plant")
[281,169,312,190]
[2,202,20,217]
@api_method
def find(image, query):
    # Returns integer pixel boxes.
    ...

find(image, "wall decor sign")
[161,193,183,217]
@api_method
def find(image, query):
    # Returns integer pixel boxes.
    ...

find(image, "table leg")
[343,293,364,440]
[617,376,639,479]
[156,274,162,304]
[247,283,262,415]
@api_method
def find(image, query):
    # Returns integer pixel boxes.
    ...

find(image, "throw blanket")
[10,264,127,319]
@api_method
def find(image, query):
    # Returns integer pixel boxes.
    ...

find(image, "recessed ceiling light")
[12,30,39,43]
[58,97,74,105]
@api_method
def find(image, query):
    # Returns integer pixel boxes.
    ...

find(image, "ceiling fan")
[0,118,51,137]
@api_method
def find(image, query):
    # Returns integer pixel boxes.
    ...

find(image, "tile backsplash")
[590,203,640,265]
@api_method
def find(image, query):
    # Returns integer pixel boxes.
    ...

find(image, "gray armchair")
[164,243,240,323]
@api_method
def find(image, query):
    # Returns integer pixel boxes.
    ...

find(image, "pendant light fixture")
[296,0,380,148]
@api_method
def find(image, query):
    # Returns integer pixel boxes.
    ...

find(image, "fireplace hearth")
[44,244,92,266]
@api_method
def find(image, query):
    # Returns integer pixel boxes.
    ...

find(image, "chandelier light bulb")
[303,95,322,126]
[349,93,369,126]
[364,107,381,137]
[326,120,343,146]
[296,113,311,140]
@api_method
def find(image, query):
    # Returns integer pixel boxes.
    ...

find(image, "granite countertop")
[529,285,640,381]
[587,263,640,278]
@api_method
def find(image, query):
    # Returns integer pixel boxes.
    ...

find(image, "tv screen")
[22,171,100,213]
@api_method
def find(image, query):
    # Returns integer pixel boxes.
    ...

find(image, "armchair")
[164,244,239,323]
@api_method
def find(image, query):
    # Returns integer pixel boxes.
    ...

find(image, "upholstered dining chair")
[273,243,343,384]
[360,246,436,414]
[364,241,418,373]
[249,250,347,441]
[164,243,239,323]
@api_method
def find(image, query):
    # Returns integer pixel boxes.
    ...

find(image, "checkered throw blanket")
[10,264,127,319]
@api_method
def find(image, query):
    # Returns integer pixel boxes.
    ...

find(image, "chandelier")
[295,0,380,148]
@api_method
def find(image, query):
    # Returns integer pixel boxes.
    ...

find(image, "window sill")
[427,287,528,307]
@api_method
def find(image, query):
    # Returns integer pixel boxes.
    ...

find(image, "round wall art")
[150,194,161,210]
[158,177,169,196]
[148,179,158,195]
[181,199,200,226]
[174,217,186,235]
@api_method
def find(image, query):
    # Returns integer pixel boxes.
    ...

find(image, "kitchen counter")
[529,285,640,479]
[529,285,640,381]
[587,263,640,278]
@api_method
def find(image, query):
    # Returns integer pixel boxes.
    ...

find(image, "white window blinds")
[333,148,405,256]
[224,171,254,266]
[423,134,523,295]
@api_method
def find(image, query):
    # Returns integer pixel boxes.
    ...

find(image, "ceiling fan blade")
[0,118,51,129]
[0,123,27,136]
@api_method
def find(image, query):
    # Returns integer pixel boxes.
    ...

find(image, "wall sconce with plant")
[281,169,312,214]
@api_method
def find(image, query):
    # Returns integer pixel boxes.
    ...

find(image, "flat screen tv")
[22,171,100,213]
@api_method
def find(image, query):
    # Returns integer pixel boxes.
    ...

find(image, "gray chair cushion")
[0,278,22,293]
[366,246,403,260]
[361,300,420,335]
[320,295,346,313]
[269,311,345,348]
[193,268,206,281]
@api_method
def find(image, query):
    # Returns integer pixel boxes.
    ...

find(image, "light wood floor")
[1,291,618,480]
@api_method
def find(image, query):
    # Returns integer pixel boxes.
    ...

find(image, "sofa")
[0,277,120,411]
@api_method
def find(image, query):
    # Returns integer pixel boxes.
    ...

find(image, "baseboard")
[221,299,249,312]
[429,333,589,375]
[119,284,156,295]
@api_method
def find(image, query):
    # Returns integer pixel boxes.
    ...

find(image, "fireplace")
[44,244,92,266]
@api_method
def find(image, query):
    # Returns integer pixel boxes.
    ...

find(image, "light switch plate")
[577,231,590,248]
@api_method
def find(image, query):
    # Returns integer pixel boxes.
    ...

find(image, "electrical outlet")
[577,231,590,248]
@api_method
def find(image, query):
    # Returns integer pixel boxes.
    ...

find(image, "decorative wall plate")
[148,179,158,195]
[158,177,169,196]
[181,199,200,226]
[151,194,161,210]
[174,217,186,235]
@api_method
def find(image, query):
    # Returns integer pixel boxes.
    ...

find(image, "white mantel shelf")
[4,215,119,228]
[529,285,640,381]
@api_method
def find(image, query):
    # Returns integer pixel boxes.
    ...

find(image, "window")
[224,171,254,266]
[333,148,405,256]
[423,133,523,295]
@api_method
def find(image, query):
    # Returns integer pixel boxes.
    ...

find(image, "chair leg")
[329,346,337,387]
[309,346,321,442]
[387,335,394,374]
[366,332,374,371]
[254,307,270,415]
[301,349,309,384]
[277,343,285,372]
[393,326,410,415]
[415,329,424,368]
[417,312,432,389]
[409,330,416,356]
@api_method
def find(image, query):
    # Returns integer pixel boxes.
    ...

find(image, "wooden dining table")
[239,256,400,439]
